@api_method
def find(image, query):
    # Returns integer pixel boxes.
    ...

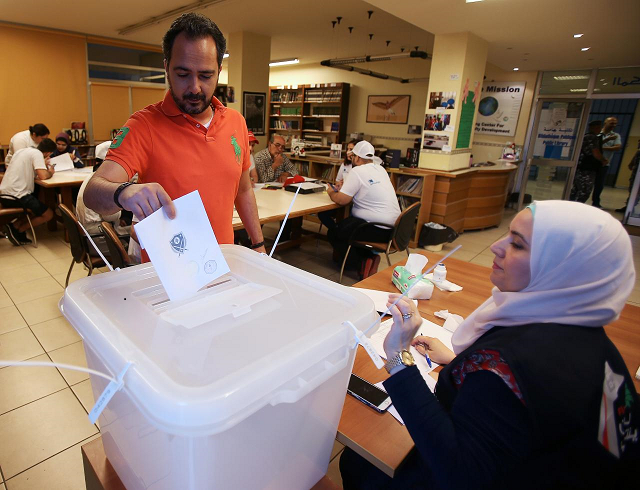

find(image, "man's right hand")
[118,183,176,221]
[272,153,284,170]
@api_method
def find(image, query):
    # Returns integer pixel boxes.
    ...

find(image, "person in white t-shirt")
[4,124,50,166]
[1,138,56,245]
[319,139,358,230]
[75,141,131,257]
[326,140,401,279]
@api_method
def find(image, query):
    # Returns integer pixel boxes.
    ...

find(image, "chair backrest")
[392,202,421,252]
[59,203,89,262]
[100,221,131,269]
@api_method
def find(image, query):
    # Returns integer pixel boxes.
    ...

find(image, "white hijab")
[451,200,635,354]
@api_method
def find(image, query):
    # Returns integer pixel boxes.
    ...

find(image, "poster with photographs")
[424,114,451,131]
[243,92,266,136]
[428,91,456,110]
[366,95,411,123]
[422,133,450,151]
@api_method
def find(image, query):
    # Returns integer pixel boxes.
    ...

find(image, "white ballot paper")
[48,152,75,171]
[134,190,230,302]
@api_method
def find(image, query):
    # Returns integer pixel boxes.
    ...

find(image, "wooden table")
[36,168,92,230]
[232,185,339,230]
[337,251,640,477]
[82,436,340,490]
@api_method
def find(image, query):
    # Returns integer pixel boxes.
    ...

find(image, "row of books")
[271,120,300,130]
[311,107,340,116]
[304,89,342,102]
[271,107,301,116]
[397,195,420,211]
[396,177,422,195]
[271,91,301,103]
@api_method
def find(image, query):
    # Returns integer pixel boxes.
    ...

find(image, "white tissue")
[425,273,463,292]
[434,310,464,332]
[405,254,428,274]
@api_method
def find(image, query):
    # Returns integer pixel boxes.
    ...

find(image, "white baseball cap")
[352,140,382,164]
[95,141,111,161]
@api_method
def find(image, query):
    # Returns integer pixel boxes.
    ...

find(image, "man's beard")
[168,79,212,115]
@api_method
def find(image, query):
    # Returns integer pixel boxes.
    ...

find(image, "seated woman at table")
[340,200,639,489]
[51,132,84,168]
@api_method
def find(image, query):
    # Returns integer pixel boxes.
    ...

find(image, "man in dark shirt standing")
[570,120,608,203]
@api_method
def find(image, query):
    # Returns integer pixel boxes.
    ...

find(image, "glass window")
[88,44,165,84]
[594,67,640,94]
[539,70,591,95]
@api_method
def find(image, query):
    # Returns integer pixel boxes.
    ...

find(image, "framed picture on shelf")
[243,91,266,135]
[366,95,411,124]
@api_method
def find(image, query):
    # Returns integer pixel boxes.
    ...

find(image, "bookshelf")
[268,83,350,148]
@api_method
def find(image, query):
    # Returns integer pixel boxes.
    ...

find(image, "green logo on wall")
[110,127,130,149]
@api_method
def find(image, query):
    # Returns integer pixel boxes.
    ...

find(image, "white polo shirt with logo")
[340,162,400,226]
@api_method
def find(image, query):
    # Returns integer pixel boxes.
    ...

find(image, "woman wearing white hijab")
[340,201,639,490]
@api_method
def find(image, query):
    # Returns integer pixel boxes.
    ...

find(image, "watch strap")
[384,349,415,373]
[113,182,134,209]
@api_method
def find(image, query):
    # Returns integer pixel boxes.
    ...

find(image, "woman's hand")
[383,294,422,360]
[412,336,456,365]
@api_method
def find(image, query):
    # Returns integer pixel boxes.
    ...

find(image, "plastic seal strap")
[77,219,115,272]
[269,184,301,258]
[344,321,385,369]
[89,362,133,424]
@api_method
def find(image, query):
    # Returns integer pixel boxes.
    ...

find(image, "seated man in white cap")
[326,140,400,279]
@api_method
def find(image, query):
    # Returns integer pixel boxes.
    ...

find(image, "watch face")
[401,350,415,366]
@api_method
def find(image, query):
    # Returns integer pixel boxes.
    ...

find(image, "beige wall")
[615,102,640,188]
[471,63,538,162]
[269,57,431,154]
[0,24,88,145]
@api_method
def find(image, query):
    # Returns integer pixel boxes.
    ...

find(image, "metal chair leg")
[339,245,352,284]
[385,242,393,267]
[65,259,75,287]
[25,215,37,248]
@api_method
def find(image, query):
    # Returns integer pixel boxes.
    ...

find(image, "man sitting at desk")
[326,140,400,279]
[254,134,298,183]
[1,138,57,245]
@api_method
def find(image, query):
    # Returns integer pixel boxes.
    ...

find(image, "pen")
[418,342,432,368]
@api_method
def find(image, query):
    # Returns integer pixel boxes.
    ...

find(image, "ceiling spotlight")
[223,53,229,59]
[465,0,484,3]
[573,33,584,38]
[269,58,300,67]
[581,47,590,51]
[513,68,519,71]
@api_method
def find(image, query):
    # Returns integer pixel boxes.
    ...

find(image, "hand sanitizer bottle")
[433,263,447,284]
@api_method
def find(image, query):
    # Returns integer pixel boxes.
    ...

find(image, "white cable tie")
[0,360,117,383]
[77,219,115,272]
[344,321,385,369]
[269,184,301,257]
[89,362,133,424]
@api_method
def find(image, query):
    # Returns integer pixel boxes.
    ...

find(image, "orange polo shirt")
[106,91,250,247]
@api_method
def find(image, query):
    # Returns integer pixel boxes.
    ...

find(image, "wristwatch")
[384,349,415,373]
[113,182,134,209]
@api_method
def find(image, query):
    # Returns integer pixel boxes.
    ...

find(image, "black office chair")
[99,221,133,269]
[0,194,38,247]
[59,203,105,286]
[339,202,421,283]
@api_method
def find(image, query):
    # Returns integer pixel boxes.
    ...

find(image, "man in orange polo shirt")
[84,13,265,255]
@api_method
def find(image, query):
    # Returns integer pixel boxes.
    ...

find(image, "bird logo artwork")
[170,232,188,256]
[372,96,406,120]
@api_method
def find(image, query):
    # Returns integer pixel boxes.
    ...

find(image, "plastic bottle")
[433,263,447,283]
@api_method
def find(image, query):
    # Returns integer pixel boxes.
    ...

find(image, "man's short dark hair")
[589,120,603,128]
[162,13,227,67]
[37,138,57,153]
[29,124,50,137]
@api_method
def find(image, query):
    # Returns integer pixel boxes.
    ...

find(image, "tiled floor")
[1,192,639,489]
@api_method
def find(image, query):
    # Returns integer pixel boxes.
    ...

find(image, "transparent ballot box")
[61,245,378,490]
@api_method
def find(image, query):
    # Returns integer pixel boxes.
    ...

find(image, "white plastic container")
[61,245,378,490]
